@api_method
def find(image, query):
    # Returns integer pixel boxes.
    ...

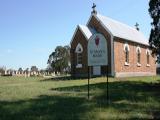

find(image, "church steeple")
[91,3,97,15]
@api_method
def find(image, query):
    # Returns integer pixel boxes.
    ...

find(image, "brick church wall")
[70,28,88,76]
[114,37,156,77]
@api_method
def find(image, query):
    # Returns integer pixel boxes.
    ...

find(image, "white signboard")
[88,33,108,66]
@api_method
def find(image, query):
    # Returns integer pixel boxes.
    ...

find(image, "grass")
[0,76,160,120]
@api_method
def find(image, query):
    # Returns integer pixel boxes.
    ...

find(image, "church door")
[93,66,101,76]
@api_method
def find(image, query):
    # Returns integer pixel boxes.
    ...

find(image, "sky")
[0,0,152,70]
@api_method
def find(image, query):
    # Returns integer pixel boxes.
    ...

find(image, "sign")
[88,33,108,66]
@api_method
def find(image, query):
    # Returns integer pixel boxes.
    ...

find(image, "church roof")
[70,25,92,45]
[71,13,149,46]
[95,14,148,45]
[78,25,92,39]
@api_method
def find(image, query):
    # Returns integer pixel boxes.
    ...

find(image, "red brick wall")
[114,37,156,76]
[70,28,88,76]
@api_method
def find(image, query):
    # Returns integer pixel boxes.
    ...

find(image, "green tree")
[149,0,160,62]
[0,67,5,75]
[47,45,70,74]
[30,66,38,72]
[18,68,23,74]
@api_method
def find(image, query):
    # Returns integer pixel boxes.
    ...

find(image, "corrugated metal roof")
[71,14,149,46]
[78,25,92,39]
[96,14,149,45]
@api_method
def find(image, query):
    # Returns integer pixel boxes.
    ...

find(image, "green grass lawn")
[0,76,160,120]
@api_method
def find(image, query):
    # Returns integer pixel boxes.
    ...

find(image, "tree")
[149,0,160,62]
[0,67,5,75]
[24,68,29,74]
[47,45,70,74]
[30,66,38,72]
[18,68,23,74]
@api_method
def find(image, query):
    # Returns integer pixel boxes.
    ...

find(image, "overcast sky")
[0,0,152,70]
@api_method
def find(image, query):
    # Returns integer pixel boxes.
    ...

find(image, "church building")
[70,5,156,77]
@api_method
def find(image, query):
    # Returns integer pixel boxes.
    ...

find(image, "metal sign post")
[88,66,90,99]
[107,65,109,105]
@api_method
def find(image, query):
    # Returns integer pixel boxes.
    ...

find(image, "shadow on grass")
[0,95,92,120]
[52,80,160,119]
[41,76,87,82]
[41,76,110,82]
[56,81,159,99]
[0,80,160,120]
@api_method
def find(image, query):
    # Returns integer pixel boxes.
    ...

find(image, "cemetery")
[0,67,56,77]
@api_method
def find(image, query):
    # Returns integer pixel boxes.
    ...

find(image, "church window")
[146,49,150,66]
[136,46,141,66]
[75,43,83,68]
[77,53,82,65]
[137,50,141,63]
[124,43,130,65]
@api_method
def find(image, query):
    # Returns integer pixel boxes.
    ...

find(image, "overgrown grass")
[0,76,160,120]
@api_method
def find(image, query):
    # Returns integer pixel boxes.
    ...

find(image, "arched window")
[77,53,82,64]
[146,49,150,66]
[75,43,83,68]
[147,52,150,64]
[136,46,141,66]
[137,50,141,64]
[124,43,130,65]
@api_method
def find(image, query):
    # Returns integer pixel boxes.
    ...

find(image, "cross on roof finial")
[135,22,139,31]
[91,3,97,15]
[92,3,96,9]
